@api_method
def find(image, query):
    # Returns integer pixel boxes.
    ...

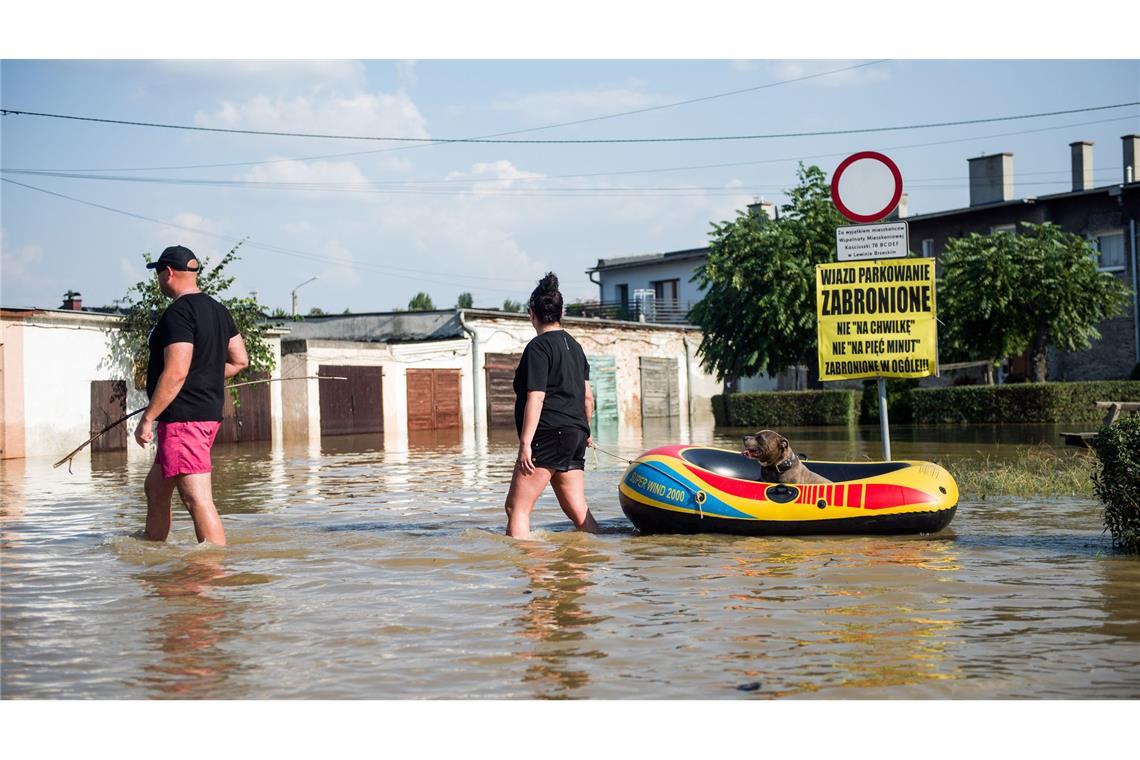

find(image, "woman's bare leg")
[550,469,599,533]
[504,464,554,538]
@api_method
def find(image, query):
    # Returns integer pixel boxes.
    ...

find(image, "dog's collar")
[774,454,798,473]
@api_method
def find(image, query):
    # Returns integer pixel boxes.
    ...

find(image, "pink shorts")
[155,421,221,479]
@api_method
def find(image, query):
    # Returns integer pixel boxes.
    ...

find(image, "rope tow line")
[590,442,706,518]
[54,375,346,473]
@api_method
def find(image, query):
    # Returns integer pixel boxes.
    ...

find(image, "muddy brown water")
[2,422,1138,699]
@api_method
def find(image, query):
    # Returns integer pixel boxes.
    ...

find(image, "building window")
[1093,232,1126,271]
[651,279,680,301]
[921,238,935,257]
[615,283,629,306]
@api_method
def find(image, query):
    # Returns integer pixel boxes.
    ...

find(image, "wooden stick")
[52,375,347,470]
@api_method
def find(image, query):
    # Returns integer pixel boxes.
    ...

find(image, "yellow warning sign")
[816,259,938,381]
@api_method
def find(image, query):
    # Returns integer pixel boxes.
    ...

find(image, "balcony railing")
[566,297,699,325]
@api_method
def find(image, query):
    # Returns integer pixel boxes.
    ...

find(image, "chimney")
[747,199,775,222]
[61,290,83,311]
[968,153,1014,206]
[1070,141,1094,191]
[1124,134,1139,184]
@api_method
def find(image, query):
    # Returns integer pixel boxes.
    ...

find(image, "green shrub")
[1093,415,1140,554]
[910,381,1140,424]
[711,390,858,427]
[860,378,919,424]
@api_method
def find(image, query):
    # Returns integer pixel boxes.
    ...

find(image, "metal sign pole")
[878,377,892,461]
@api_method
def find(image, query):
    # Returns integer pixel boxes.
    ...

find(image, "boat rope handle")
[592,442,705,518]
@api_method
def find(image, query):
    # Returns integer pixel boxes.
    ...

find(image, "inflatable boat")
[618,445,957,536]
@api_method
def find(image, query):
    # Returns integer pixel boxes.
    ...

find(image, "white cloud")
[396,60,418,89]
[318,240,360,288]
[491,81,670,123]
[197,90,430,141]
[243,157,373,189]
[0,228,44,287]
[773,60,892,87]
[153,212,229,266]
[444,160,546,196]
[153,60,368,94]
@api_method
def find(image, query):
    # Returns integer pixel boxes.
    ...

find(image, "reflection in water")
[513,539,610,699]
[2,420,1138,699]
[718,538,964,697]
[132,552,248,699]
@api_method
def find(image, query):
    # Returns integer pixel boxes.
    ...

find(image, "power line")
[3,61,892,173]
[2,167,1119,198]
[0,177,537,293]
[3,101,1137,145]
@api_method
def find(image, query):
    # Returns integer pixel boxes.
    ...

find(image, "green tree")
[456,292,474,309]
[689,164,845,385]
[502,298,524,313]
[409,292,435,311]
[111,240,276,394]
[307,306,326,316]
[940,222,1131,382]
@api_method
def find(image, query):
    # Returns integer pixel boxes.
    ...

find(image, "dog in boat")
[742,430,831,485]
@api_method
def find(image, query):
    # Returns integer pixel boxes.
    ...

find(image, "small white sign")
[836,221,910,261]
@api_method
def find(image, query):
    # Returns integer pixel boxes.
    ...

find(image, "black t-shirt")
[513,329,591,436]
[146,292,239,422]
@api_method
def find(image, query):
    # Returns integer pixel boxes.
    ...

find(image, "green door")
[587,355,618,429]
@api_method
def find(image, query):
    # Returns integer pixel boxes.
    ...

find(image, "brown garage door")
[640,356,679,419]
[219,371,272,443]
[90,380,127,451]
[407,368,461,430]
[319,365,383,436]
[484,353,521,428]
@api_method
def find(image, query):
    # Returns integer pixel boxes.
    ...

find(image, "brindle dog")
[742,429,831,485]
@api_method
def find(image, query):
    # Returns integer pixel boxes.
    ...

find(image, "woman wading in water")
[505,273,600,538]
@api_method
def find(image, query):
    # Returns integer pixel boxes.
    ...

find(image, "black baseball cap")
[146,245,201,272]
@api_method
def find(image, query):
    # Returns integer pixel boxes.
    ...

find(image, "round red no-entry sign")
[831,151,903,223]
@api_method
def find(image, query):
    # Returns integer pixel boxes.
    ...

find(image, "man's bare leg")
[504,465,554,538]
[550,470,599,533]
[174,472,226,546]
[144,461,176,541]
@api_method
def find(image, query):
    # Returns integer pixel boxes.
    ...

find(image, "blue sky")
[2,49,1138,314]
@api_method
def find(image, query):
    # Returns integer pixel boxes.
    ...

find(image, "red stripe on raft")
[861,484,937,510]
[825,485,833,504]
[681,467,768,501]
[850,484,863,508]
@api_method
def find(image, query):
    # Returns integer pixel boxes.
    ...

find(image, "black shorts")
[530,427,588,472]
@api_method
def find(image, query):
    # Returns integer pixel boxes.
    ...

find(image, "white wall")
[18,316,144,460]
[467,315,719,442]
[11,313,285,461]
[281,338,472,450]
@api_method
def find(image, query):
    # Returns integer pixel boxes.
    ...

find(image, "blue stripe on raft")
[624,461,753,519]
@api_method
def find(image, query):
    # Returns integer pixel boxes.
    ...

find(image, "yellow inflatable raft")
[618,445,958,535]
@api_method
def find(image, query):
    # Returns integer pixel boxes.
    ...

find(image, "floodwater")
[2,422,1138,699]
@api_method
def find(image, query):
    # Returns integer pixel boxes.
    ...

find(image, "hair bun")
[540,272,559,293]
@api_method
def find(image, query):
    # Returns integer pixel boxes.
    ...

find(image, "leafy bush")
[860,378,919,424]
[910,382,1140,424]
[1093,415,1140,554]
[711,390,858,427]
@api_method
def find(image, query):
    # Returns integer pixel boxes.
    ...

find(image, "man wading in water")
[133,245,248,546]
